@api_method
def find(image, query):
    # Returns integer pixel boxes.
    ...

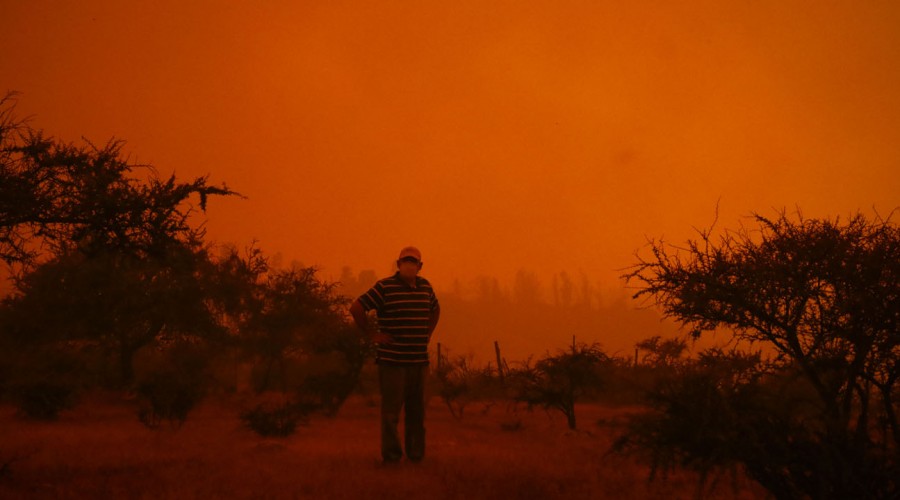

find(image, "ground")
[0,392,766,499]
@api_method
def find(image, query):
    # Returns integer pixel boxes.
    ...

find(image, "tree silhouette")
[513,268,542,305]
[0,92,238,388]
[0,94,370,423]
[622,210,900,498]
[4,245,221,384]
[511,342,609,430]
[0,91,236,271]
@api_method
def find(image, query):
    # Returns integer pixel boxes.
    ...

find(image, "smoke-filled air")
[1,2,898,498]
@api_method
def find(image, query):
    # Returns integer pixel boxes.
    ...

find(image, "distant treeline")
[338,266,677,363]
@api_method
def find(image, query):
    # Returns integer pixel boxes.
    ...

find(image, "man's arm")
[350,299,391,343]
[349,299,368,331]
[427,303,440,341]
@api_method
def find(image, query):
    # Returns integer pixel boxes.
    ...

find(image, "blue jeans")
[378,363,427,462]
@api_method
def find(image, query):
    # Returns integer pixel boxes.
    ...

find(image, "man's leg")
[378,363,404,462]
[404,364,427,462]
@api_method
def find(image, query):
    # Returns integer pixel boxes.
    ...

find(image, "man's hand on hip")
[372,331,392,344]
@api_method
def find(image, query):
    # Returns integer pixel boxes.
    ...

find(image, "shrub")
[15,381,78,420]
[136,370,204,428]
[622,211,900,498]
[510,342,609,430]
[8,346,83,420]
[135,341,209,429]
[297,372,356,417]
[431,352,504,421]
[240,399,316,437]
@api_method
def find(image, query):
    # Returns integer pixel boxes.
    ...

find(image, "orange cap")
[398,246,422,261]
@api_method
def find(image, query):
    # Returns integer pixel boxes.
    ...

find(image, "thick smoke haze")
[2,1,898,358]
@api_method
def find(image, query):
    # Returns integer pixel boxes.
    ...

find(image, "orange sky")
[2,0,899,300]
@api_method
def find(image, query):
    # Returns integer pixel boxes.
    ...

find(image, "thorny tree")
[0,91,237,384]
[0,91,235,272]
[511,342,609,430]
[622,210,899,498]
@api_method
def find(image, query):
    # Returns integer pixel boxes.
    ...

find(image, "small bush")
[240,400,311,437]
[136,370,203,428]
[432,353,500,421]
[15,381,78,420]
[6,345,84,420]
[134,341,210,429]
[297,373,357,417]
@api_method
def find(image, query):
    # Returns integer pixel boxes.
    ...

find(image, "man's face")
[397,256,422,279]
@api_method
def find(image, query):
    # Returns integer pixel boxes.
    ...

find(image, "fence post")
[494,340,505,383]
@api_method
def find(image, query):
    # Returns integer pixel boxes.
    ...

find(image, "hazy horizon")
[2,0,897,360]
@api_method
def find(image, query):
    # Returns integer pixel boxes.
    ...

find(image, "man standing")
[349,246,440,464]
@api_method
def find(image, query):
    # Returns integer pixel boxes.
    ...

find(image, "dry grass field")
[0,393,767,499]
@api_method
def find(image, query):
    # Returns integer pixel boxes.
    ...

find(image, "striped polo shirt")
[357,273,439,365]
